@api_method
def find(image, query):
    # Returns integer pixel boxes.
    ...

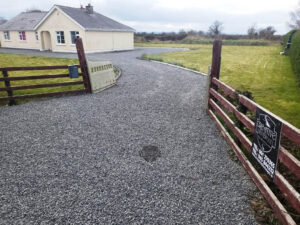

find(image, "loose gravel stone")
[0,47,257,224]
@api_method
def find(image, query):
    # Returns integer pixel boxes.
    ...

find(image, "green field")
[137,43,300,128]
[0,53,83,106]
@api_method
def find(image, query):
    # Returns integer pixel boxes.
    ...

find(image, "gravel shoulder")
[0,47,257,224]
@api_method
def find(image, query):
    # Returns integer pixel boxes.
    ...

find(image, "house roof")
[55,5,135,32]
[0,11,47,31]
[0,5,135,32]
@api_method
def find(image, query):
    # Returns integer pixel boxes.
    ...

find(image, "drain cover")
[139,145,161,162]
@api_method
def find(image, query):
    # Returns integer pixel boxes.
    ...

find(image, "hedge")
[284,30,300,83]
[282,30,296,47]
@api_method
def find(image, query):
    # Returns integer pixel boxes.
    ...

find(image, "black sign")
[251,107,282,180]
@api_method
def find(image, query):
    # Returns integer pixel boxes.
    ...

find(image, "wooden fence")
[207,40,300,225]
[0,38,91,106]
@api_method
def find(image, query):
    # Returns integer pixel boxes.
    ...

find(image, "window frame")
[18,31,26,41]
[3,31,10,40]
[70,31,79,45]
[35,31,39,41]
[56,31,65,45]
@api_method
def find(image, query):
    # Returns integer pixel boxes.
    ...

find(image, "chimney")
[86,3,93,14]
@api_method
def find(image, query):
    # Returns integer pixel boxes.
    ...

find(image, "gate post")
[75,38,92,93]
[2,70,17,106]
[206,40,222,111]
[210,40,222,88]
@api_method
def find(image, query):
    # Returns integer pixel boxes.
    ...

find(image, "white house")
[0,4,135,53]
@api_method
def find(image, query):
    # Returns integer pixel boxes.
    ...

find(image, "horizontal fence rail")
[0,65,79,71]
[0,81,84,91]
[0,73,82,81]
[212,77,300,147]
[0,38,91,105]
[0,66,85,104]
[211,78,300,179]
[207,40,300,225]
[0,89,86,101]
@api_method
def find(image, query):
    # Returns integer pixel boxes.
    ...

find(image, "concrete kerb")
[135,46,190,51]
[114,65,122,80]
[142,58,207,76]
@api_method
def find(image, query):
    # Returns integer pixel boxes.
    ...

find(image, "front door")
[41,31,52,51]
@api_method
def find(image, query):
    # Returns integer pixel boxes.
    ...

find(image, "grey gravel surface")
[0,47,257,224]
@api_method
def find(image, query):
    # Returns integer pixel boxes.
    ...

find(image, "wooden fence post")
[2,70,17,106]
[75,38,92,93]
[205,66,212,111]
[207,40,222,111]
[210,40,222,87]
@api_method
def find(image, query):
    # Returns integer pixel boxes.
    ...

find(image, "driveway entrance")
[0,47,257,224]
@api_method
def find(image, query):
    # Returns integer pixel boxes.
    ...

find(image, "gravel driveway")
[0,47,257,224]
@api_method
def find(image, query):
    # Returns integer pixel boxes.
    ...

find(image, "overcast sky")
[0,0,298,34]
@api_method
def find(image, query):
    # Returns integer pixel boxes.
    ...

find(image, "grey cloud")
[0,0,292,34]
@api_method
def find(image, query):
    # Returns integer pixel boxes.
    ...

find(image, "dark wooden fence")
[207,40,300,225]
[0,38,91,106]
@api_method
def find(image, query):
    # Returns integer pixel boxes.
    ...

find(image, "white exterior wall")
[0,31,40,50]
[112,32,134,50]
[79,31,134,53]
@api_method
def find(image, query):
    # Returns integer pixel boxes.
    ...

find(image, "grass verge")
[0,53,83,106]
[140,43,300,129]
[0,53,120,106]
[136,39,274,46]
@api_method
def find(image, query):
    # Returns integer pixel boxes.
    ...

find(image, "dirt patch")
[139,145,161,162]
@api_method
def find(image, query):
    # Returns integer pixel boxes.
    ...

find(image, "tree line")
[135,21,281,42]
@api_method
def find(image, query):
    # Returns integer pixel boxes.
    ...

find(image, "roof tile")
[0,12,47,31]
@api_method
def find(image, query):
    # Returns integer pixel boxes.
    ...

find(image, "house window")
[56,31,65,44]
[35,31,39,41]
[4,31,10,40]
[19,31,26,40]
[70,31,79,44]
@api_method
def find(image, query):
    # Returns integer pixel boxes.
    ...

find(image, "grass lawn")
[138,43,300,128]
[0,53,83,106]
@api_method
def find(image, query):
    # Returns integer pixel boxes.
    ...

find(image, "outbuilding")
[0,4,135,53]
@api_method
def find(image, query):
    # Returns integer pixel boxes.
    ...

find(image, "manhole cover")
[139,145,161,162]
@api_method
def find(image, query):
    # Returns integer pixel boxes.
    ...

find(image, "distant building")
[0,4,135,53]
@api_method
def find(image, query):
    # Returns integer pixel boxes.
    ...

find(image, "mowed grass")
[0,53,83,106]
[139,43,300,128]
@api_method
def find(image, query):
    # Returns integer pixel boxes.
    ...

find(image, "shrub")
[282,30,295,47]
[286,30,300,83]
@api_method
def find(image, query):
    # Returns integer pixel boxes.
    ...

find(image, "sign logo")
[256,114,278,153]
[252,108,282,180]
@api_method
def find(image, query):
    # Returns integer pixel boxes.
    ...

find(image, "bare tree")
[187,30,197,36]
[259,26,276,40]
[247,24,258,39]
[289,1,300,29]
[208,21,223,38]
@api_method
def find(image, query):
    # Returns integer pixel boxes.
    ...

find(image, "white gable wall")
[37,8,86,52]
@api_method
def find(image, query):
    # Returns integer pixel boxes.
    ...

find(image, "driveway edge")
[147,59,207,76]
